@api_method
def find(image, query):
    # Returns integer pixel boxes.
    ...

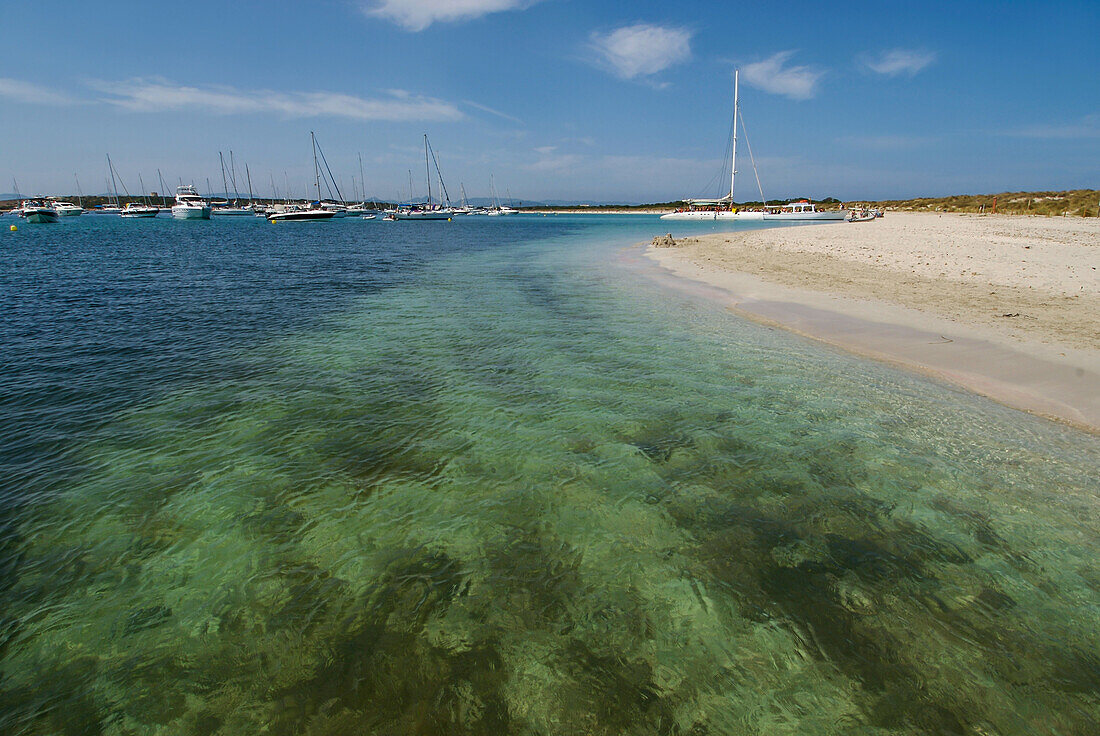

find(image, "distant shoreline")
[642,212,1100,433]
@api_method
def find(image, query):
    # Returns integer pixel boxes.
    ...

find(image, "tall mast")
[358,152,366,205]
[107,154,119,205]
[139,173,148,205]
[157,169,168,207]
[229,151,241,204]
[423,134,432,206]
[245,163,254,204]
[74,174,83,207]
[730,69,739,210]
[311,131,321,203]
[219,152,230,203]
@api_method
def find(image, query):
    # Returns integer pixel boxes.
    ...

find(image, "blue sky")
[2,0,1097,202]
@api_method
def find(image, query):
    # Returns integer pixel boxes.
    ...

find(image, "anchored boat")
[20,199,59,223]
[171,185,212,220]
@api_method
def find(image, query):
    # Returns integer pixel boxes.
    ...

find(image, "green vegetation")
[855,189,1099,217]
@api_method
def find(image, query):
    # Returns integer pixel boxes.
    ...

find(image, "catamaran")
[662,71,765,221]
[662,70,845,222]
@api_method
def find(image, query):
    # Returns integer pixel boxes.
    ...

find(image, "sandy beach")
[645,212,1100,431]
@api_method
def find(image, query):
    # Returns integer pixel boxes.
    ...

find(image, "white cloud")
[863,49,936,77]
[590,24,692,80]
[1008,114,1100,139]
[362,0,539,31]
[0,77,75,105]
[741,51,823,100]
[94,79,463,122]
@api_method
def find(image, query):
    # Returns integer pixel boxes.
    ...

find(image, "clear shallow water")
[1,214,1097,735]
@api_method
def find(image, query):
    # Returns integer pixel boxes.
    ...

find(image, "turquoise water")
[1,214,1097,735]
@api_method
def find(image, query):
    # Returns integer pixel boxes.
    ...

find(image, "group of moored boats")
[9,130,523,225]
[6,187,521,224]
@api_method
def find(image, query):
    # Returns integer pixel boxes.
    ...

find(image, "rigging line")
[313,136,344,202]
[426,138,451,205]
[737,106,767,206]
[696,105,736,200]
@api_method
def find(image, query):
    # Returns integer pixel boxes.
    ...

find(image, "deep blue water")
[1,213,1097,735]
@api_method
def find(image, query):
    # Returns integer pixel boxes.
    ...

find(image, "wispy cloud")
[589,23,692,80]
[1007,114,1100,139]
[741,52,823,100]
[361,0,540,31]
[93,79,464,121]
[0,77,75,105]
[862,48,936,77]
[528,145,584,172]
[462,99,523,125]
[835,134,937,150]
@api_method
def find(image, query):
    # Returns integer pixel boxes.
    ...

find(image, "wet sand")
[644,212,1100,431]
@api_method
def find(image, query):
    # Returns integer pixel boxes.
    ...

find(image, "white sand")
[644,212,1100,431]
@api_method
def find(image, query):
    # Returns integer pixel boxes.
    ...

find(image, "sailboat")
[212,152,252,215]
[663,70,846,222]
[121,172,160,217]
[98,155,123,214]
[267,133,336,222]
[392,135,454,220]
[662,71,766,221]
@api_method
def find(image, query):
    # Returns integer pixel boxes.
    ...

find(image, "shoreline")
[639,212,1100,433]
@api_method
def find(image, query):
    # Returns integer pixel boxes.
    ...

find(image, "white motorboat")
[20,199,59,223]
[171,185,212,220]
[212,207,253,216]
[662,71,770,221]
[764,201,847,221]
[266,133,338,223]
[51,200,83,217]
[268,205,337,222]
[121,202,160,218]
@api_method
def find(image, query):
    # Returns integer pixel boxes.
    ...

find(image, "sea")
[1,213,1097,735]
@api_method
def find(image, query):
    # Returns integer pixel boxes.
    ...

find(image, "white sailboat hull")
[392,210,453,220]
[660,210,764,221]
[54,207,83,217]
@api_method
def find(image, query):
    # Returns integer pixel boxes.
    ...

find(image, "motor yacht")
[51,200,83,217]
[20,199,59,223]
[171,185,212,220]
